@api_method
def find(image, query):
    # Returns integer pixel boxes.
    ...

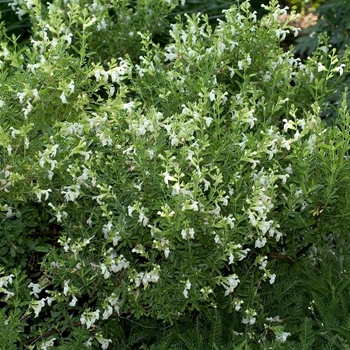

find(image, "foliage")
[142,244,350,349]
[172,0,269,21]
[294,0,350,124]
[0,0,35,44]
[1,0,179,62]
[257,241,350,349]
[281,0,324,15]
[0,0,350,348]
[295,0,350,57]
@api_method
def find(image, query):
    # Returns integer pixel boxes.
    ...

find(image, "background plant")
[294,0,350,124]
[295,0,350,56]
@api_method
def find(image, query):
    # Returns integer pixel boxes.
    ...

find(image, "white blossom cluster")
[0,273,15,301]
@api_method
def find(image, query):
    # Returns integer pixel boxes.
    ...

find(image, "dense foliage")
[0,0,350,348]
[295,0,350,56]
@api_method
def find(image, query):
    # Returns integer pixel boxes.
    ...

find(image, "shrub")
[1,0,350,348]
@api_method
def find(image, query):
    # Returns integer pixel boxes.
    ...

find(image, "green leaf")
[35,245,50,253]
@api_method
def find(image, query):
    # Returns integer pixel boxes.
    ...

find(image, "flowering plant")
[0,0,350,348]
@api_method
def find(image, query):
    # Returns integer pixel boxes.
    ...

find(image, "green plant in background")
[294,0,350,125]
[171,0,268,21]
[0,0,34,44]
[295,0,350,56]
[2,0,180,62]
[1,0,350,348]
[282,0,325,15]
[258,239,350,350]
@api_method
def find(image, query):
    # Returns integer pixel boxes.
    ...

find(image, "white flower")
[0,274,14,288]
[237,248,250,261]
[255,237,267,248]
[80,309,100,330]
[84,338,93,347]
[285,164,293,174]
[138,212,149,226]
[68,80,75,93]
[164,46,177,61]
[111,257,129,273]
[228,253,234,264]
[189,201,199,211]
[249,158,259,169]
[63,33,73,46]
[127,205,135,217]
[248,211,257,227]
[183,279,191,298]
[32,298,46,318]
[10,127,19,138]
[102,305,113,320]
[56,211,67,223]
[101,264,110,279]
[234,299,244,311]
[102,221,113,237]
[226,216,235,229]
[162,171,174,185]
[266,316,282,322]
[333,64,345,76]
[263,72,271,82]
[276,28,288,40]
[242,315,256,325]
[68,296,77,307]
[228,67,235,77]
[276,331,291,343]
[281,139,292,150]
[282,119,294,132]
[29,282,43,298]
[217,41,226,55]
[36,189,52,203]
[223,274,240,296]
[214,234,222,244]
[258,220,273,235]
[164,247,170,258]
[61,186,80,202]
[246,54,252,65]
[294,129,300,141]
[279,174,289,184]
[269,274,276,284]
[181,228,195,240]
[22,101,33,118]
[307,134,317,151]
[259,257,268,270]
[97,336,112,350]
[41,337,56,350]
[209,90,216,101]
[317,62,327,72]
[204,117,213,127]
[122,101,135,113]
[242,309,257,325]
[295,189,303,197]
[17,91,27,103]
[63,280,70,296]
[245,110,258,129]
[60,92,67,104]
